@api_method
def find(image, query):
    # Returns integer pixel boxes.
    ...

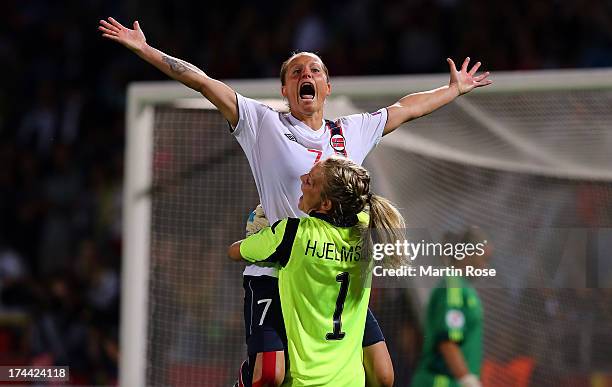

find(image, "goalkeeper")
[411,227,491,387]
[229,156,405,386]
[99,16,491,387]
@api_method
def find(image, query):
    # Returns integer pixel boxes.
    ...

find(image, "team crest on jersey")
[445,309,465,329]
[330,134,346,152]
[326,119,348,157]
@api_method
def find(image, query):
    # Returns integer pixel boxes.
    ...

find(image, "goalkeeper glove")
[458,374,481,387]
[246,204,269,237]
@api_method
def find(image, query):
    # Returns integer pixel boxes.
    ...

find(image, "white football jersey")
[232,93,387,277]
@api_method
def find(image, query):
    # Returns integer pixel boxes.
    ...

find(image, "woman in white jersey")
[99,17,492,387]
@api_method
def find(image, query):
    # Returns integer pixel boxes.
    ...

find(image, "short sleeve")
[240,218,300,267]
[338,108,387,160]
[231,93,274,153]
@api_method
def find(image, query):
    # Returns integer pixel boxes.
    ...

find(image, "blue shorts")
[243,276,287,355]
[243,275,385,354]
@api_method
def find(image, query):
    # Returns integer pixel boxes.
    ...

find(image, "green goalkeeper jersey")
[411,276,483,387]
[240,212,371,387]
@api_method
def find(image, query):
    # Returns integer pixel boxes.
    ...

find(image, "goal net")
[123,69,612,386]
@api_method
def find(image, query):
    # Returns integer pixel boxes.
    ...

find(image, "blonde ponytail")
[319,156,406,268]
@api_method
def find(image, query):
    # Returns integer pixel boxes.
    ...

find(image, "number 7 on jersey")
[308,149,322,164]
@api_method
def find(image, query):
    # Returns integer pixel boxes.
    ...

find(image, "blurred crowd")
[1,0,612,385]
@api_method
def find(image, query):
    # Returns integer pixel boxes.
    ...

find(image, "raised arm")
[383,57,492,135]
[98,17,238,126]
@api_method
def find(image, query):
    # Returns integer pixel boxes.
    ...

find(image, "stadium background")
[1,0,612,386]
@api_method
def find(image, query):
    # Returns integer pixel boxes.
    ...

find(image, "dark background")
[1,0,611,385]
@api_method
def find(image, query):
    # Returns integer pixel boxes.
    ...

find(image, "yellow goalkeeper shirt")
[240,212,371,387]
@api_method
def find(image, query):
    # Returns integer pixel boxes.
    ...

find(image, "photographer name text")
[373,265,496,278]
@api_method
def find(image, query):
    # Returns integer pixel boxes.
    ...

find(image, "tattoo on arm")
[162,55,192,74]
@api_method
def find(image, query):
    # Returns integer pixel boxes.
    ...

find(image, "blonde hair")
[319,156,406,267]
[280,51,330,86]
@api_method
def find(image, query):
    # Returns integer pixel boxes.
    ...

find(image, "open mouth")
[299,82,315,100]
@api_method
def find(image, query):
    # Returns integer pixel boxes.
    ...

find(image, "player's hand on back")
[98,17,147,53]
[246,204,269,237]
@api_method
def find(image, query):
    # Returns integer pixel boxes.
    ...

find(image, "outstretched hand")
[447,57,492,95]
[98,17,147,53]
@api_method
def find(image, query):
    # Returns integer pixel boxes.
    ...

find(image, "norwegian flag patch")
[330,134,346,152]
